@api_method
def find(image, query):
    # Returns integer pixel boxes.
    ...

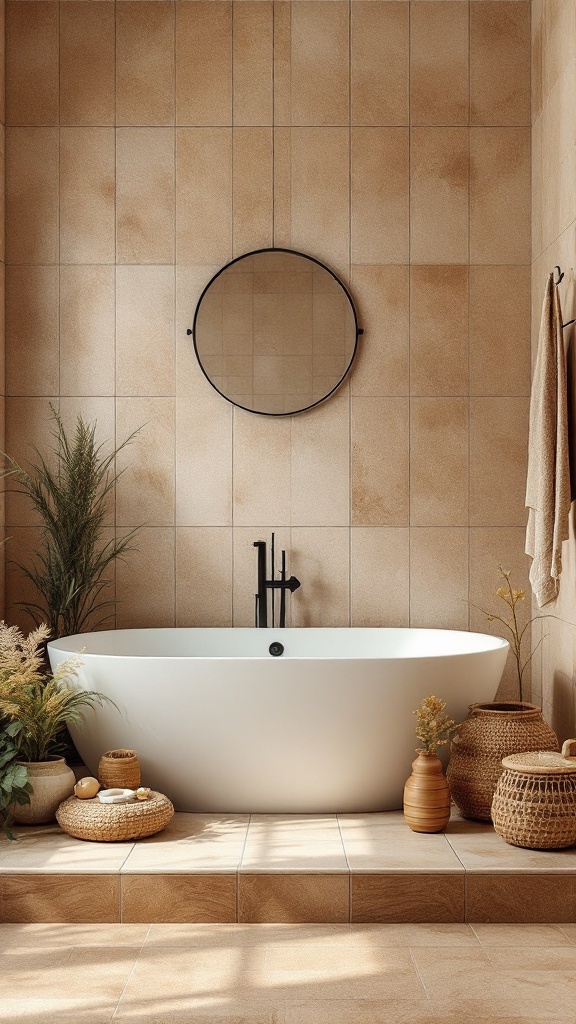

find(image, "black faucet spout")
[253,538,301,627]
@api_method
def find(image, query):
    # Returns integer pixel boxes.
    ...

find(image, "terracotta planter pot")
[403,751,451,833]
[447,702,559,821]
[12,757,76,825]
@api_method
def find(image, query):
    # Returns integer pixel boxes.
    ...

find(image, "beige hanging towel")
[525,272,571,607]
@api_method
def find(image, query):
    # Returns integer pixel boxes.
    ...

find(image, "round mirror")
[191,248,361,416]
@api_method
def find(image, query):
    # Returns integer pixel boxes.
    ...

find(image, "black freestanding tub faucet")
[254,535,301,627]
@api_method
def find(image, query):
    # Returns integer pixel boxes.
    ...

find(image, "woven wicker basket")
[492,741,576,850]
[56,790,174,842]
[98,749,141,790]
[447,702,559,821]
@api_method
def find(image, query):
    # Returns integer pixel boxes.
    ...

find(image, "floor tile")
[472,923,574,946]
[0,923,149,948]
[343,835,463,873]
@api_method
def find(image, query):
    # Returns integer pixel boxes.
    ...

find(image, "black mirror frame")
[189,247,363,417]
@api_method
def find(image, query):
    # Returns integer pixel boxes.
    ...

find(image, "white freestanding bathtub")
[48,627,509,813]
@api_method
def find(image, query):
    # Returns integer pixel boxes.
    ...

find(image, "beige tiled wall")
[3,1,531,689]
[531,0,576,738]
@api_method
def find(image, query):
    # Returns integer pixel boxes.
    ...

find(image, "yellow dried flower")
[473,564,541,704]
[414,695,458,754]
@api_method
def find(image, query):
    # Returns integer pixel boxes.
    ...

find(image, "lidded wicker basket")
[447,702,559,821]
[492,739,576,849]
[98,749,141,790]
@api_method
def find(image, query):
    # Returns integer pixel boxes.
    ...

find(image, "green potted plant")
[0,622,111,835]
[2,405,141,639]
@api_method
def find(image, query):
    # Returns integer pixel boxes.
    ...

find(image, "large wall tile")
[175,1,232,126]
[233,410,291,527]
[469,526,531,695]
[351,1,408,127]
[116,2,175,126]
[116,128,175,264]
[175,264,220,397]
[5,398,59,528]
[291,527,350,626]
[470,128,531,264]
[410,128,469,264]
[233,1,273,127]
[410,1,469,126]
[6,127,58,263]
[409,265,469,396]
[116,528,175,628]
[6,265,59,396]
[470,1,531,126]
[287,1,349,127]
[175,394,232,526]
[352,128,409,264]
[351,527,409,626]
[6,2,58,126]
[409,527,469,630]
[176,128,232,265]
[288,127,350,279]
[116,398,176,528]
[470,265,531,396]
[60,127,115,264]
[351,397,409,526]
[4,525,44,632]
[469,397,529,526]
[292,386,350,526]
[60,266,115,397]
[410,399,469,527]
[232,127,273,256]
[175,527,233,626]
[60,2,115,126]
[350,265,409,398]
[116,265,175,398]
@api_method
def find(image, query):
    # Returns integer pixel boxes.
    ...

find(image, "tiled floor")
[1,921,576,1023]
[2,810,576,925]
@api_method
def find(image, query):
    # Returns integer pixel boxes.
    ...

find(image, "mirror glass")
[192,249,359,415]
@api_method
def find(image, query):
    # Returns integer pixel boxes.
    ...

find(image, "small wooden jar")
[403,751,451,833]
[492,739,576,849]
[98,749,141,790]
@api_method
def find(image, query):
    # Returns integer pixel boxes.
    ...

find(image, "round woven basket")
[56,791,174,842]
[98,749,141,790]
[492,745,576,850]
[447,702,559,821]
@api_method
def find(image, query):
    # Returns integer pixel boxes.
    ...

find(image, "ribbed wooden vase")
[447,703,559,822]
[403,751,451,833]
[98,749,141,790]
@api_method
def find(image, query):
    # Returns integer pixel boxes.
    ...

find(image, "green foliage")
[0,721,32,840]
[0,621,114,839]
[2,406,141,638]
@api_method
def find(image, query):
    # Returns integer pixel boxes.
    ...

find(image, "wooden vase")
[403,751,451,833]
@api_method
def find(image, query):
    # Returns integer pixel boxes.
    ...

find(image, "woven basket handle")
[561,739,576,758]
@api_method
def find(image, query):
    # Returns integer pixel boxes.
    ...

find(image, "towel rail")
[552,266,575,328]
